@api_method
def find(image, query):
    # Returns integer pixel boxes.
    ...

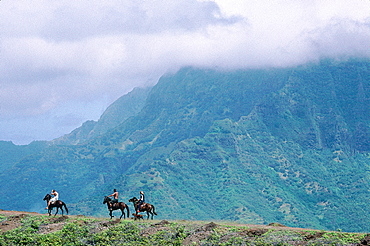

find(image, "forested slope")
[1,59,369,232]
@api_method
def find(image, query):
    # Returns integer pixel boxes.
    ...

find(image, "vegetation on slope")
[0,212,368,246]
[0,59,369,233]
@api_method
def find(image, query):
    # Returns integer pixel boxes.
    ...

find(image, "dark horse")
[128,197,157,220]
[103,196,130,219]
[43,194,68,216]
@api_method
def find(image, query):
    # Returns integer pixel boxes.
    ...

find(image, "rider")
[137,191,145,213]
[46,189,59,209]
[108,189,119,204]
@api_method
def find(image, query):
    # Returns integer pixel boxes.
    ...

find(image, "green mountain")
[51,87,152,145]
[0,140,48,174]
[1,58,369,232]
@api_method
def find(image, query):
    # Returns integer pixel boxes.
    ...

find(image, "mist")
[0,0,369,144]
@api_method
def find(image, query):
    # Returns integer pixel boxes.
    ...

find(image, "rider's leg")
[137,202,142,213]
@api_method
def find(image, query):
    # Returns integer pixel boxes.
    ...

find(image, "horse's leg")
[60,207,64,216]
[54,207,59,216]
[120,207,124,219]
[146,211,150,220]
[107,203,114,219]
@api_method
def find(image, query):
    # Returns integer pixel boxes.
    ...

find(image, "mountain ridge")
[51,86,152,145]
[0,58,369,232]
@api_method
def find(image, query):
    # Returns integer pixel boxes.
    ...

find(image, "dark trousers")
[137,201,143,210]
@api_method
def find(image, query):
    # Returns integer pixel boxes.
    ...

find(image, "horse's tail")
[63,203,69,214]
[126,204,130,218]
[152,205,157,215]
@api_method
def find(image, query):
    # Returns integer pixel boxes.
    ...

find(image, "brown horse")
[128,197,157,220]
[43,194,69,216]
[103,196,130,219]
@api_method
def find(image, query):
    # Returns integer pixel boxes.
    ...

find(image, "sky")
[1,0,370,145]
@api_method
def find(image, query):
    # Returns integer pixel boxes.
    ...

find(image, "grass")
[0,213,367,245]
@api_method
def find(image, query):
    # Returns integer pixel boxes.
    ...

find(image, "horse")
[43,194,69,216]
[103,196,130,219]
[128,197,157,220]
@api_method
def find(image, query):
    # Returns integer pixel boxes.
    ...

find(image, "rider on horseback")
[45,189,58,209]
[108,189,119,204]
[137,191,145,213]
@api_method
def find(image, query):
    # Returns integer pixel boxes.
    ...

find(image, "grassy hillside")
[0,211,368,246]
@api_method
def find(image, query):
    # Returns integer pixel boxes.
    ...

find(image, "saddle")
[137,202,146,210]
[111,201,120,209]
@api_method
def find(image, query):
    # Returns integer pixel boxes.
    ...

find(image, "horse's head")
[128,197,138,203]
[43,194,51,201]
[103,196,111,204]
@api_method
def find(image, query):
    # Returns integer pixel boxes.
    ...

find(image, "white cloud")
[0,0,369,144]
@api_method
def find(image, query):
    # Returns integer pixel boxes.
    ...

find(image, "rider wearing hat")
[137,191,145,213]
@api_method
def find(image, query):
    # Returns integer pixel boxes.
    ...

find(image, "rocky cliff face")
[1,59,369,232]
